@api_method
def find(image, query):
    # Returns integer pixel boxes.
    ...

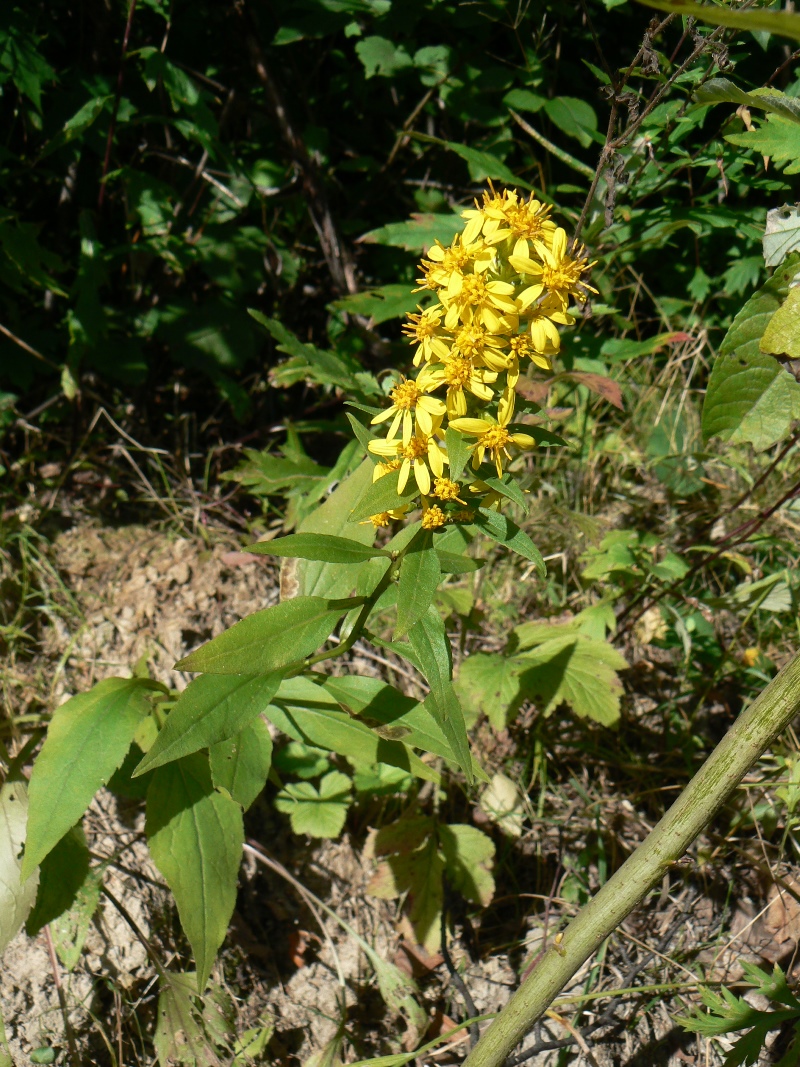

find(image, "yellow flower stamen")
[421,505,447,529]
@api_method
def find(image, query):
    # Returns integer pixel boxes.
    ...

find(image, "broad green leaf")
[542,96,598,147]
[274,771,353,838]
[727,115,800,175]
[513,634,628,726]
[175,597,355,675]
[443,141,533,190]
[445,426,470,481]
[348,473,419,523]
[474,509,546,574]
[638,0,800,42]
[761,287,800,358]
[436,550,485,574]
[273,741,331,780]
[41,95,112,157]
[355,35,412,78]
[209,718,273,811]
[23,678,161,877]
[481,474,529,514]
[358,213,463,253]
[764,205,800,268]
[368,818,444,952]
[135,673,283,776]
[322,674,477,771]
[408,607,472,783]
[439,824,495,906]
[50,867,102,972]
[0,782,39,953]
[26,825,89,935]
[455,653,523,731]
[146,755,244,990]
[395,532,441,639]
[694,79,800,127]
[154,972,220,1067]
[295,460,377,600]
[248,532,390,564]
[331,285,423,325]
[267,677,438,783]
[703,257,800,451]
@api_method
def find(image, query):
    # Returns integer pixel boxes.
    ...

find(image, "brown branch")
[237,3,357,294]
[98,0,138,209]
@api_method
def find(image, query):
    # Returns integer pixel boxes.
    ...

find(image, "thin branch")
[98,0,138,209]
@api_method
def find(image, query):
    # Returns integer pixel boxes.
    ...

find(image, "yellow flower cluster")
[366,185,595,529]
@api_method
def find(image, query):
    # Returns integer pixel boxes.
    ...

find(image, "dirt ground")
[3,521,799,1066]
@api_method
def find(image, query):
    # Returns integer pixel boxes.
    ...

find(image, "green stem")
[462,649,800,1067]
[300,546,409,671]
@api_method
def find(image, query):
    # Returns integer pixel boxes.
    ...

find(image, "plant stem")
[462,649,800,1067]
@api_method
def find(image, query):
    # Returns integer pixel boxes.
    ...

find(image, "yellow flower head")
[509,332,552,371]
[361,506,410,528]
[402,305,451,366]
[462,184,557,248]
[368,428,446,496]
[417,352,497,418]
[432,477,466,503]
[421,503,448,529]
[370,375,446,445]
[511,229,597,312]
[449,388,536,478]
[372,458,402,483]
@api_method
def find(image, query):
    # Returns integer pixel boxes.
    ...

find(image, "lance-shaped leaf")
[480,474,529,513]
[474,508,546,574]
[0,782,39,954]
[395,531,441,639]
[146,755,244,991]
[175,597,357,675]
[248,533,391,565]
[445,426,470,481]
[638,0,800,43]
[23,677,162,877]
[408,607,473,783]
[26,825,90,935]
[348,474,419,523]
[266,676,438,783]
[134,673,283,776]
[209,718,273,811]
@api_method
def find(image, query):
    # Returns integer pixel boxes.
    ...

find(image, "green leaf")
[439,824,496,906]
[50,867,102,972]
[355,36,412,78]
[146,755,244,991]
[764,205,800,268]
[348,472,419,523]
[359,213,464,253]
[331,284,423,325]
[481,474,529,514]
[322,674,472,770]
[513,634,628,726]
[40,95,112,157]
[267,677,438,783]
[248,532,390,564]
[23,678,162,877]
[295,459,378,600]
[637,0,800,42]
[455,653,523,731]
[761,286,800,358]
[135,673,284,776]
[26,825,90,935]
[408,607,472,783]
[436,550,485,574]
[274,770,353,838]
[395,531,441,639]
[0,782,39,954]
[695,79,800,126]
[727,115,800,174]
[209,718,273,811]
[368,817,444,952]
[273,741,331,780]
[154,972,221,1067]
[474,509,546,574]
[542,96,598,147]
[703,257,800,451]
[444,141,533,189]
[175,597,355,675]
[445,426,470,482]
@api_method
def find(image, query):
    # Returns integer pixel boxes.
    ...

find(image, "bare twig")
[43,924,81,1066]
[98,0,138,209]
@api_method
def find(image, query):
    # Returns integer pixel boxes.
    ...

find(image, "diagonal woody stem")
[462,650,800,1067]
